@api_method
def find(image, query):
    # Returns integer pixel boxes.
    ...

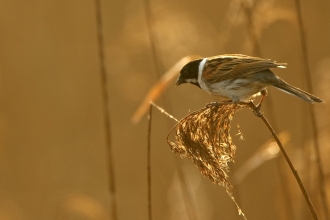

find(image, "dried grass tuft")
[163,100,318,219]
[167,102,245,192]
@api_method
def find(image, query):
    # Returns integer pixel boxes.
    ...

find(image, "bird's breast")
[199,78,265,101]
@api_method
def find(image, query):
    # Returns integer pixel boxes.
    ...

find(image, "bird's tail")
[272,79,324,103]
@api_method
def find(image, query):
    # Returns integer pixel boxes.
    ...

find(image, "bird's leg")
[256,89,268,112]
[253,89,268,116]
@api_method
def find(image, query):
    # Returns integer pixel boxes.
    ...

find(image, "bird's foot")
[252,102,263,117]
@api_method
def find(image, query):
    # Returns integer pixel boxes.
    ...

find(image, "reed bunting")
[176,54,324,106]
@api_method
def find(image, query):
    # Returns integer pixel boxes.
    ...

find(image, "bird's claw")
[253,104,263,117]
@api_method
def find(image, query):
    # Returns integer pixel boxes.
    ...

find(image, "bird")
[176,54,324,107]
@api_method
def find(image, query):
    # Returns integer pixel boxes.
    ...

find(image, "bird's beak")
[175,77,184,86]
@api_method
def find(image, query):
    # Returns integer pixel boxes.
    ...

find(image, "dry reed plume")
[167,102,245,192]
[162,100,318,220]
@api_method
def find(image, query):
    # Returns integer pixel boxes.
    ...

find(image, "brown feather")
[202,54,287,83]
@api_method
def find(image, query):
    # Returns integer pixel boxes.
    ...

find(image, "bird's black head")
[176,59,202,88]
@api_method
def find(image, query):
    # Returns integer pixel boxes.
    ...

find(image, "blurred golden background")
[0,0,329,219]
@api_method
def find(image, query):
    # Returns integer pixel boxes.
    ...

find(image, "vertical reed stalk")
[147,105,153,220]
[293,1,329,218]
[95,0,117,219]
[143,1,196,218]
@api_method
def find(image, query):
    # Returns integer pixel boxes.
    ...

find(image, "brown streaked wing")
[202,54,286,82]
